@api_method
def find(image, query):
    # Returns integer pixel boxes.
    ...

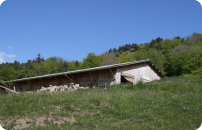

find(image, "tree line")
[0,32,202,82]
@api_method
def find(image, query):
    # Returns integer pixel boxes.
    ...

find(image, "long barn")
[2,59,165,92]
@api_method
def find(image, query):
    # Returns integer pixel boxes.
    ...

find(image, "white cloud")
[9,46,13,49]
[0,0,4,4]
[0,51,16,64]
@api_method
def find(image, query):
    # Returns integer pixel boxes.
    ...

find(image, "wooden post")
[54,76,61,86]
[71,74,77,84]
[27,80,34,91]
[109,68,116,80]
[89,71,98,86]
[39,78,46,87]
[14,82,22,91]
[65,74,75,83]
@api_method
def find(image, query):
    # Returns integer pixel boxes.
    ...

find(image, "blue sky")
[0,0,202,63]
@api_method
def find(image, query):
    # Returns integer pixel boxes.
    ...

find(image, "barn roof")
[3,59,165,83]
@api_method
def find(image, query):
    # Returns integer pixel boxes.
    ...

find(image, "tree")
[187,33,202,46]
[81,52,101,69]
[36,53,42,63]
[131,43,139,51]
[150,39,156,48]
[156,37,163,43]
[130,48,135,52]
[26,60,34,70]
[113,48,118,52]
[0,66,15,81]
[154,42,163,50]
[118,52,135,63]
[45,57,58,74]
[68,61,79,71]
[56,57,65,72]
[124,44,131,51]
[100,52,118,66]
[174,36,181,40]
[164,45,193,76]
[33,62,46,76]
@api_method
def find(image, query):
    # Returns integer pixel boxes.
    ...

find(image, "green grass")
[0,75,202,130]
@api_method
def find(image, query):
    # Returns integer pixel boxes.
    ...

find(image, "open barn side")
[10,68,117,92]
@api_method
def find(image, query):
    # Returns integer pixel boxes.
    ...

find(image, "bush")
[130,48,135,52]
[136,80,144,87]
[115,52,120,57]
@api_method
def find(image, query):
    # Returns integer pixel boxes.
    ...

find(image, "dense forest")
[0,32,202,82]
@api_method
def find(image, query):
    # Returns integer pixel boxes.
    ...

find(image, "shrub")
[130,48,135,52]
[137,80,144,87]
[115,52,120,57]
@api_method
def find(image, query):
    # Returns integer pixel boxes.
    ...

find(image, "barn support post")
[109,68,116,80]
[39,78,46,87]
[65,74,75,84]
[14,82,22,91]
[88,71,98,87]
[54,76,61,86]
[27,80,34,91]
[71,74,77,84]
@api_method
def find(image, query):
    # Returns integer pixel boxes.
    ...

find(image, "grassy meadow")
[0,75,202,130]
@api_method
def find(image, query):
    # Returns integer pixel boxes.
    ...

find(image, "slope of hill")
[0,75,202,130]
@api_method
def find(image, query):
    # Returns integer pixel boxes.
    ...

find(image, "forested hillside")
[0,32,202,82]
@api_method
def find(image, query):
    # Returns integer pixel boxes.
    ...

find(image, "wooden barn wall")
[115,63,161,84]
[12,68,117,91]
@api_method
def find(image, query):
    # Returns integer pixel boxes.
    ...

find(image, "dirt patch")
[91,103,112,108]
[36,115,75,126]
[13,117,32,130]
[1,115,75,129]
[73,111,95,117]
[55,105,63,112]
[99,103,111,108]
[35,116,46,126]
[51,117,75,125]
[0,117,15,126]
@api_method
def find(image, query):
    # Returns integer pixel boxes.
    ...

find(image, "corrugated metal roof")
[3,59,165,83]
